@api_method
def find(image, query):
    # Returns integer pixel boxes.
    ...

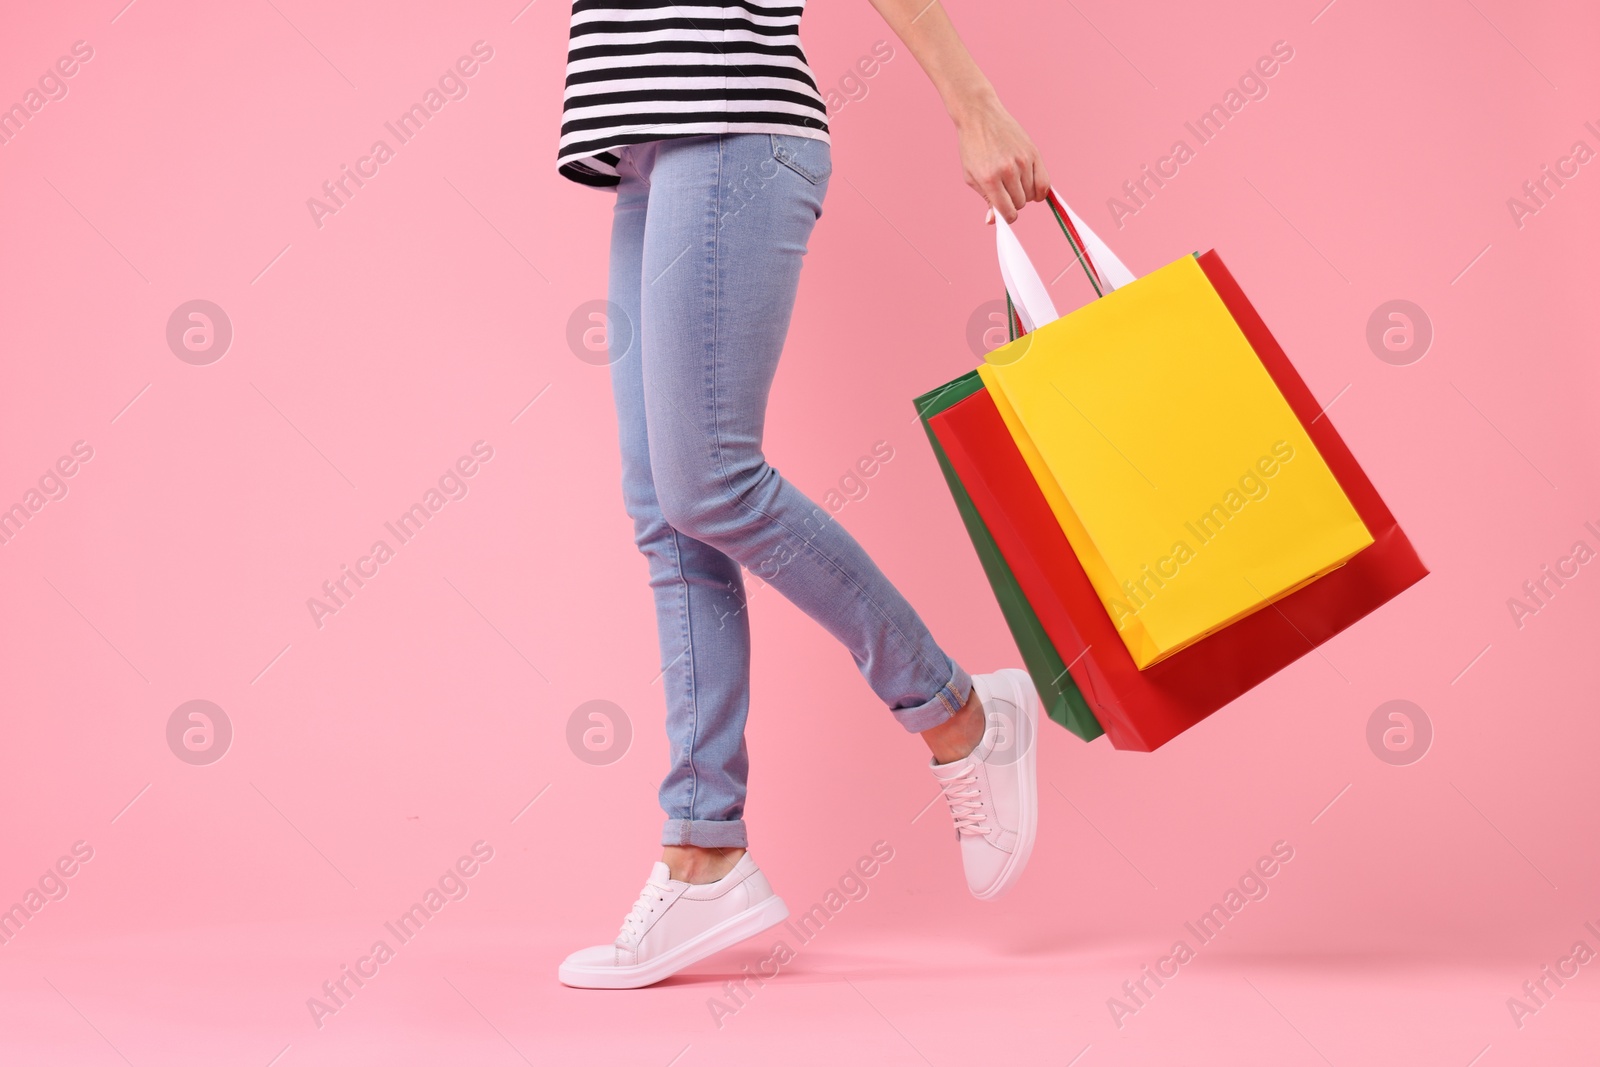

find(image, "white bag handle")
[993,190,1138,333]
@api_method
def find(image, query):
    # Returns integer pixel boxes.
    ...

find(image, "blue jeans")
[607,133,972,849]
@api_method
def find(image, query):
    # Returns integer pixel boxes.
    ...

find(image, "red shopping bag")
[929,251,1428,751]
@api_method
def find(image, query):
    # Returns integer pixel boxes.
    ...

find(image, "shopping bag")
[927,248,1427,751]
[915,372,1103,742]
[979,194,1373,668]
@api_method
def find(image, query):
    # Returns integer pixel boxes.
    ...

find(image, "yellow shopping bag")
[979,193,1373,669]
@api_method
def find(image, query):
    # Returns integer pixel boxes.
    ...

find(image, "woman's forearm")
[865,0,1051,220]
[866,0,997,128]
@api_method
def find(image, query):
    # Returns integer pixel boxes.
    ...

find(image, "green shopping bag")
[915,371,1102,742]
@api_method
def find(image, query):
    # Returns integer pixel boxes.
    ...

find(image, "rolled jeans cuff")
[890,659,973,734]
[662,818,749,849]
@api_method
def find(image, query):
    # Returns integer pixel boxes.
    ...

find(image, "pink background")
[2,0,1597,1064]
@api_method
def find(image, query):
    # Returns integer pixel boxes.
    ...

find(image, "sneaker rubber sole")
[558,893,790,989]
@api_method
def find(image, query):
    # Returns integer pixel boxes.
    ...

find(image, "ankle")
[922,689,986,764]
[662,845,743,884]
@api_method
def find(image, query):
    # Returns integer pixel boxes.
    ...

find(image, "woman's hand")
[955,93,1050,223]
[865,0,1051,221]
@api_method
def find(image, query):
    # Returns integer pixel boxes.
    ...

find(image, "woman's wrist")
[945,80,1001,131]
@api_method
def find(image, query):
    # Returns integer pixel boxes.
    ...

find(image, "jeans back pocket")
[769,133,832,185]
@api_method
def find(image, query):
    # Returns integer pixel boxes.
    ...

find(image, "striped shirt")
[558,0,831,189]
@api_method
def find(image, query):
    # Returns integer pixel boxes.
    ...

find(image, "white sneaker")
[929,668,1040,900]
[558,852,789,989]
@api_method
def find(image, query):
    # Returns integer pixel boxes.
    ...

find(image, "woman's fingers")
[998,165,1027,222]
[979,170,1020,223]
[1027,154,1052,204]
[992,186,1020,223]
[977,157,1026,223]
[976,152,1050,222]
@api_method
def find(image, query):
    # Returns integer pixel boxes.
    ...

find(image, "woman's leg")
[608,143,756,855]
[632,133,973,812]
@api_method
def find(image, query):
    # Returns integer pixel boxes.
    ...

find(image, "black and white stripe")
[558,0,831,188]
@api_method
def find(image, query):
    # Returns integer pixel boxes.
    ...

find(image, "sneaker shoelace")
[939,766,991,837]
[617,880,673,945]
